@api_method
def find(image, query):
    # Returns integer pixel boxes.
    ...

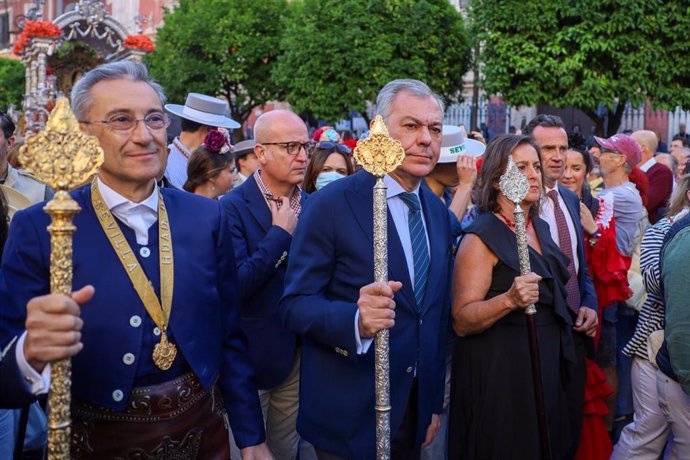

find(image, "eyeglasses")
[316,141,351,155]
[79,112,171,132]
[261,141,316,156]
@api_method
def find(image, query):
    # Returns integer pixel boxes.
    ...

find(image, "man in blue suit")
[280,79,453,459]
[525,114,599,456]
[0,61,271,459]
[220,110,310,459]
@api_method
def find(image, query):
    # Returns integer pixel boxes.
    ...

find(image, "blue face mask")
[315,171,345,190]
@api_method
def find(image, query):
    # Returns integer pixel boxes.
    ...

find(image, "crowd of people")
[0,59,689,460]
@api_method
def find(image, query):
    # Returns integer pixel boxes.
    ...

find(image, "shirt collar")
[639,156,657,173]
[96,176,159,212]
[384,174,421,200]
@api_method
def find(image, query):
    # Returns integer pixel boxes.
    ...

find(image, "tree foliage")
[0,58,25,110]
[473,0,690,135]
[273,0,470,123]
[146,0,287,138]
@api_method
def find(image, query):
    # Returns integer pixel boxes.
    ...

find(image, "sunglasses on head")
[316,141,351,155]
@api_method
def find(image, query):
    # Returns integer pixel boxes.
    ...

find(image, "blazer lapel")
[244,176,272,234]
[345,172,416,312]
[418,186,449,317]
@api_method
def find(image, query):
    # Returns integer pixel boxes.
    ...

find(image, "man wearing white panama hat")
[164,93,240,189]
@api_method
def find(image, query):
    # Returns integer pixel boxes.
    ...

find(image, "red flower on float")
[13,20,61,55]
[124,34,155,53]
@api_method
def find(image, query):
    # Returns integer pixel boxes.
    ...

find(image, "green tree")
[0,58,25,110]
[146,0,287,139]
[473,0,690,135]
[273,0,470,124]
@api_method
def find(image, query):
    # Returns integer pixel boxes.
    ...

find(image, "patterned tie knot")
[547,189,559,202]
[399,192,421,213]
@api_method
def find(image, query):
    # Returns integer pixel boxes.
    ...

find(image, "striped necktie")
[548,189,581,313]
[399,192,430,310]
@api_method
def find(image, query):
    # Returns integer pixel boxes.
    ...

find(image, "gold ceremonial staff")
[353,115,405,460]
[19,98,104,459]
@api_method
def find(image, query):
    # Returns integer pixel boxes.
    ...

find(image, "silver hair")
[375,79,444,121]
[71,60,166,119]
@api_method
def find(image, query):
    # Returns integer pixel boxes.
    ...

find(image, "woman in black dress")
[449,135,576,459]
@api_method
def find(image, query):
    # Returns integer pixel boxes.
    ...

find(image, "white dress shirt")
[540,185,580,274]
[356,175,430,355]
[16,178,160,393]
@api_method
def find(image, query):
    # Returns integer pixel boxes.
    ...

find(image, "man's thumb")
[72,285,95,305]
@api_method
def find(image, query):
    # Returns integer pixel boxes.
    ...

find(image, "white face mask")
[315,171,345,190]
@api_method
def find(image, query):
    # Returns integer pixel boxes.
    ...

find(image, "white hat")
[165,93,240,129]
[438,125,486,163]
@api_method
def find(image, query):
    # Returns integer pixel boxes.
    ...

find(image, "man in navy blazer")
[0,61,271,459]
[280,80,453,459]
[525,114,599,456]
[220,110,310,459]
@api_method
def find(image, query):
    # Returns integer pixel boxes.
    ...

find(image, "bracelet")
[588,230,601,247]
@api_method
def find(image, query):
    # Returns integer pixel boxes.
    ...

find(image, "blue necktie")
[398,192,430,309]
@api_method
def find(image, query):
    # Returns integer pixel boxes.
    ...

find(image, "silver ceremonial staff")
[353,115,405,460]
[19,98,104,459]
[498,156,551,460]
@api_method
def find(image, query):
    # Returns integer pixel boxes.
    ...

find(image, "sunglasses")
[316,141,351,155]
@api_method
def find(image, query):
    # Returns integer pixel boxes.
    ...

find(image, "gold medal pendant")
[152,332,177,370]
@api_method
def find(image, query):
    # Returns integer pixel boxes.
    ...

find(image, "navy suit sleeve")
[0,209,51,408]
[215,205,266,448]
[221,196,292,300]
[279,192,361,359]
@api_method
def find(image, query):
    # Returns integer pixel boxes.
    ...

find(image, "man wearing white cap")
[421,124,481,460]
[164,93,240,189]
[424,125,482,227]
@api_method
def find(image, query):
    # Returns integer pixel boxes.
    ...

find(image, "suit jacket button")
[112,389,124,402]
[406,367,413,373]
[129,315,142,327]
[122,353,135,365]
[153,327,161,336]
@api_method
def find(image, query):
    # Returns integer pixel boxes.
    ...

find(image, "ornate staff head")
[19,97,104,192]
[353,115,405,177]
[498,155,530,206]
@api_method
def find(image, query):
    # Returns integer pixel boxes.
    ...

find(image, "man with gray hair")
[280,79,453,459]
[0,60,272,459]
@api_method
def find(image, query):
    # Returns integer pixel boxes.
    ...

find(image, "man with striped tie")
[525,115,599,457]
[280,79,453,460]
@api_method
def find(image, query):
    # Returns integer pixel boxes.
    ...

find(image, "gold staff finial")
[354,115,405,177]
[18,97,103,459]
[19,97,103,191]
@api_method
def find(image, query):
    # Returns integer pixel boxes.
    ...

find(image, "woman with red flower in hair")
[184,129,236,199]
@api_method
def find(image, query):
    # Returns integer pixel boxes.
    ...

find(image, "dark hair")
[183,145,234,192]
[523,114,566,136]
[302,146,354,193]
[473,134,542,220]
[0,188,8,262]
[180,117,206,133]
[672,135,690,148]
[0,111,16,139]
[567,147,594,174]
